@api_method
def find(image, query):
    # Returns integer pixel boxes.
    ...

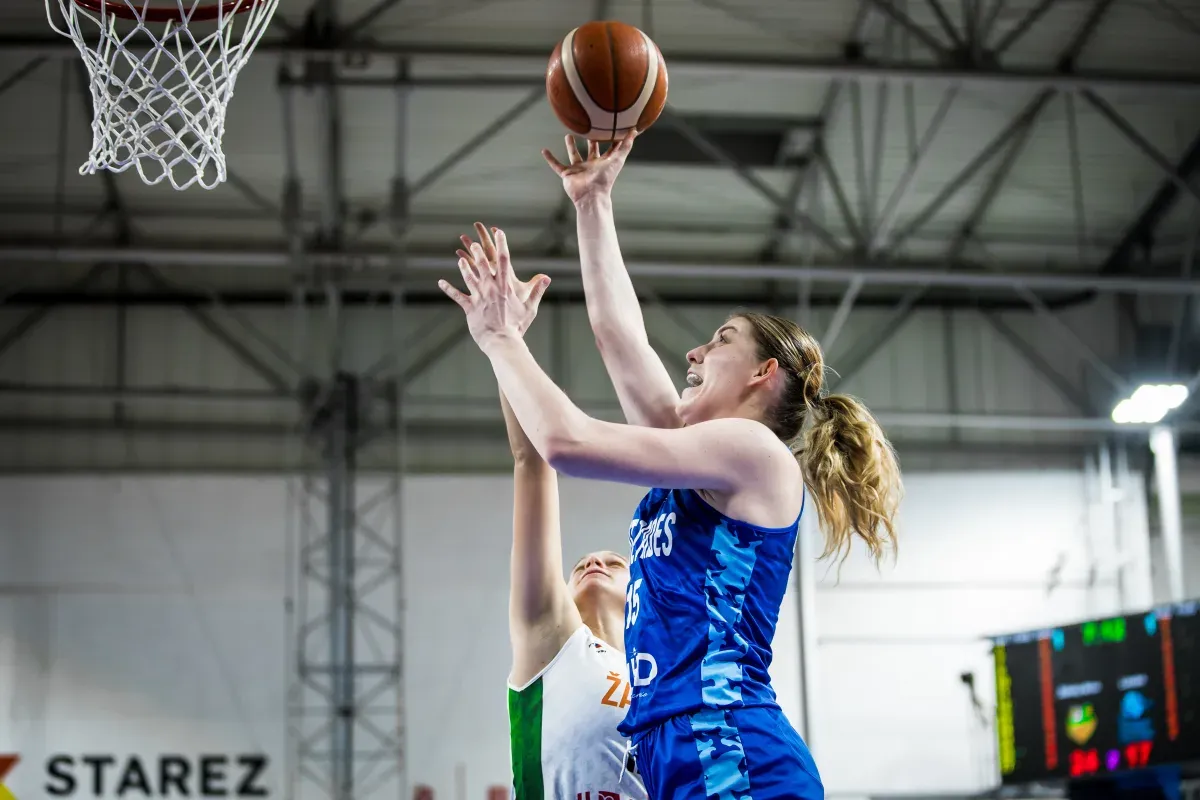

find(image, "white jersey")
[507,626,648,800]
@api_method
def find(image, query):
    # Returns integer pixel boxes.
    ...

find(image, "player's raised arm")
[499,388,583,685]
[457,227,580,684]
[542,135,682,430]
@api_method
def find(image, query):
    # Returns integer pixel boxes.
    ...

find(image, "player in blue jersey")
[440,137,901,800]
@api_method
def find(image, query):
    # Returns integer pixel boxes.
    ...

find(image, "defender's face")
[569,550,630,611]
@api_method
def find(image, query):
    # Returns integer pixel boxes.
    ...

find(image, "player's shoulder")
[693,417,796,461]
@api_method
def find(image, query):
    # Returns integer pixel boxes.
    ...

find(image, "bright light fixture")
[1111,383,1189,424]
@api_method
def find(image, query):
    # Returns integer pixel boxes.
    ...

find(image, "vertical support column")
[327,374,359,800]
[388,59,411,800]
[1115,443,1155,608]
[1083,451,1101,617]
[312,0,345,250]
[1096,443,1123,612]
[1150,426,1186,602]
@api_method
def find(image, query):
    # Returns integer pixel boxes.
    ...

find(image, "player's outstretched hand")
[541,131,635,206]
[440,226,551,348]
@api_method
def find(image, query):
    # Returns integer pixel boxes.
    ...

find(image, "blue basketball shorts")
[631,705,823,800]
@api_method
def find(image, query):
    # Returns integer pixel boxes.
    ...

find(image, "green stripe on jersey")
[508,678,545,800]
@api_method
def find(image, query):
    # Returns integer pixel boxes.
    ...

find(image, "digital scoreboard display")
[993,599,1200,785]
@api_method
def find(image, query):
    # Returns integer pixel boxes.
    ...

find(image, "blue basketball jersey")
[617,486,803,737]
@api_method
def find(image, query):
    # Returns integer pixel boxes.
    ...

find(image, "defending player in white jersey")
[463,223,646,800]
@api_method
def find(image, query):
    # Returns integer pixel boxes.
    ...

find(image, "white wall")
[0,468,1151,799]
[808,469,1150,795]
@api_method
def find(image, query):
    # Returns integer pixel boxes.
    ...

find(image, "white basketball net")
[46,0,281,190]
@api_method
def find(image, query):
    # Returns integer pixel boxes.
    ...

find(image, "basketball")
[545,21,668,142]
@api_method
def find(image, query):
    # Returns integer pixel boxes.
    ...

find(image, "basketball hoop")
[45,0,281,190]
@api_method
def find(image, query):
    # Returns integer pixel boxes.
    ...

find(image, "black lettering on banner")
[237,756,269,798]
[44,755,75,796]
[82,755,116,796]
[116,756,153,797]
[200,755,228,797]
[159,755,190,797]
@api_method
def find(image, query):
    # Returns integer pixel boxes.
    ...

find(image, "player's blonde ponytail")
[736,312,902,566]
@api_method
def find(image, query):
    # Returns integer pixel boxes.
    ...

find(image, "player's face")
[569,551,630,612]
[677,317,765,424]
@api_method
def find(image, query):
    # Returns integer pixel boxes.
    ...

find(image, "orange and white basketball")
[545,20,668,142]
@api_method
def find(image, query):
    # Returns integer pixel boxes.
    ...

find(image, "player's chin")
[574,576,622,602]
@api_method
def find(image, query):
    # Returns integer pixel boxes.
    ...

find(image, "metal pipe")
[1149,426,1186,602]
[7,245,1200,295]
[8,35,1200,93]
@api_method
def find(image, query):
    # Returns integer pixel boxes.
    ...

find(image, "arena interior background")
[0,0,1199,798]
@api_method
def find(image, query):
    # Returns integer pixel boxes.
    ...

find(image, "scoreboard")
[993,599,1200,785]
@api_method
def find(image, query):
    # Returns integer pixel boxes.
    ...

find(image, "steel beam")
[308,2,347,250]
[944,89,1051,259]
[143,268,308,378]
[1065,91,1088,263]
[10,244,1200,294]
[822,277,864,351]
[979,0,1009,44]
[991,0,1056,57]
[0,202,1175,251]
[827,288,922,389]
[1082,90,1200,206]
[926,0,965,50]
[0,285,1103,312]
[1099,129,1200,275]
[870,86,958,253]
[1167,216,1199,372]
[661,109,845,254]
[0,57,47,100]
[888,89,1054,250]
[1151,0,1200,38]
[862,0,954,57]
[8,36,1200,93]
[971,240,1128,391]
[408,88,542,197]
[0,264,109,361]
[342,0,406,36]
[135,265,303,388]
[814,143,863,248]
[759,3,875,262]
[0,382,293,402]
[0,407,1193,435]
[977,310,1094,414]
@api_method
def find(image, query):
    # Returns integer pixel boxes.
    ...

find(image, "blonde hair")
[736,311,903,566]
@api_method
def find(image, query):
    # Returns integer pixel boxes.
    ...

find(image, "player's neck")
[582,610,625,653]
